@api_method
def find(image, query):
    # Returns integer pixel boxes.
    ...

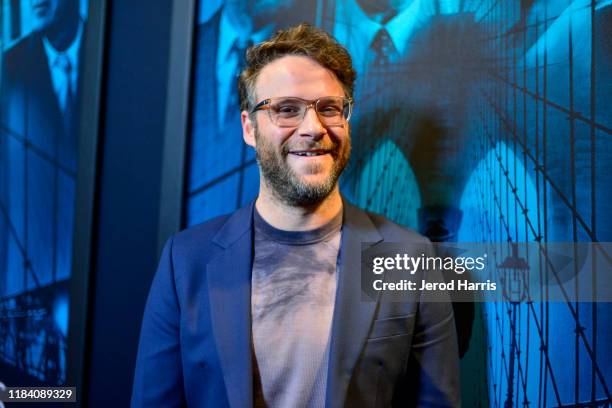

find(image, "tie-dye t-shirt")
[251,208,342,408]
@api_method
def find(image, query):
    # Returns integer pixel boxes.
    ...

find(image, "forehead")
[255,55,345,100]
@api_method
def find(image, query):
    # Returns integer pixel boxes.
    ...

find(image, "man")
[132,24,459,407]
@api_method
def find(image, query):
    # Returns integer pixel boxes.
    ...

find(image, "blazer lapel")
[326,201,383,408]
[29,35,65,142]
[207,203,255,408]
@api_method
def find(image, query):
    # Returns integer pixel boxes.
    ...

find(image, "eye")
[278,105,300,113]
[272,101,302,117]
[318,104,342,116]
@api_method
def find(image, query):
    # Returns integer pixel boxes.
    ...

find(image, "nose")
[297,105,326,140]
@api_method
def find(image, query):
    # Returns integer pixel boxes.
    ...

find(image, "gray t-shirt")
[251,208,342,408]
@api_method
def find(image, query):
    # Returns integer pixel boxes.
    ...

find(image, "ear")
[242,111,256,148]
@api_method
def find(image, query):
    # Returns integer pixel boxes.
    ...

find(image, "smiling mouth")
[289,149,330,157]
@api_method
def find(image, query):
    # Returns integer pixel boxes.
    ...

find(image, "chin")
[302,179,338,196]
[32,17,53,31]
[297,173,333,186]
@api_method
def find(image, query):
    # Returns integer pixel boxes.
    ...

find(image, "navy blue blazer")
[131,200,460,407]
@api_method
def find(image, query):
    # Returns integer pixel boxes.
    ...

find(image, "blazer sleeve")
[131,237,186,408]
[404,247,461,407]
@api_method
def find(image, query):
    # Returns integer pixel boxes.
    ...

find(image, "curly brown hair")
[238,23,356,113]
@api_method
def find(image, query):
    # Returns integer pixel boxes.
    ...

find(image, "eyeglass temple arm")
[251,99,271,113]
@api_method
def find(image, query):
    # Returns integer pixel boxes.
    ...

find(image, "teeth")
[295,151,323,156]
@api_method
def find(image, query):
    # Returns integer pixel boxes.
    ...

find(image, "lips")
[289,149,331,157]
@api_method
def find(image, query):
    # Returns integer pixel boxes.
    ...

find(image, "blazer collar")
[211,201,254,248]
[341,198,384,243]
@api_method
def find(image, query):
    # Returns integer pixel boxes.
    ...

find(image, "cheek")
[267,129,296,151]
[256,128,292,154]
[328,127,349,145]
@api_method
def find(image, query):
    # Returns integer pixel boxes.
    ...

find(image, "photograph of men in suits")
[132,24,459,407]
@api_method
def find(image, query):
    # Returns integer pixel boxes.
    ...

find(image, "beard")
[254,127,351,207]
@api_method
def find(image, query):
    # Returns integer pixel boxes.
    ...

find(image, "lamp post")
[498,243,530,408]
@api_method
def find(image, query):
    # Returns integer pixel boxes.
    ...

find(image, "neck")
[255,185,343,231]
[45,12,80,51]
[356,1,399,24]
[371,11,397,24]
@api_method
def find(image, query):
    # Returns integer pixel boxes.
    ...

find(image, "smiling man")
[132,24,459,408]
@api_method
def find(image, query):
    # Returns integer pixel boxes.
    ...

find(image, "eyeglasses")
[250,96,353,128]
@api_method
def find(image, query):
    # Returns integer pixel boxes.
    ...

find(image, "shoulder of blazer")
[170,200,254,263]
[365,210,431,246]
[2,32,46,80]
[171,212,234,256]
[342,198,430,246]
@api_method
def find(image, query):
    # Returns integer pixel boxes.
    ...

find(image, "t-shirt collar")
[254,207,343,245]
